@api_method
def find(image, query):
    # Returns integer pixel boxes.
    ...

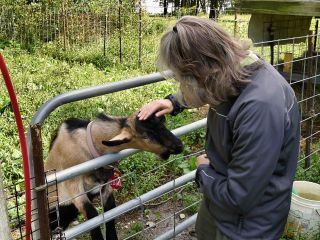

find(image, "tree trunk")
[164,0,168,15]
[195,0,200,15]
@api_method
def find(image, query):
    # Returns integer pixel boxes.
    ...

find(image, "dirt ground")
[117,200,198,240]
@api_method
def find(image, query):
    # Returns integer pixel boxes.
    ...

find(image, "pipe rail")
[36,118,206,191]
[27,71,172,239]
[63,170,196,239]
[31,71,172,125]
[155,213,198,240]
[26,70,206,239]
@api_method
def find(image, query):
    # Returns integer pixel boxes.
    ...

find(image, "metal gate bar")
[30,71,172,125]
[155,213,198,240]
[63,170,196,239]
[38,119,207,190]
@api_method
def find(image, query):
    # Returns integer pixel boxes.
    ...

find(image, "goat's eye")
[141,134,149,140]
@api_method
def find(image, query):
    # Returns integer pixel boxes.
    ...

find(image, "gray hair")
[158,16,252,107]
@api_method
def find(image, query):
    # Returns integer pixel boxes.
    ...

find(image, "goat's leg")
[49,203,79,231]
[74,195,104,240]
[103,191,118,240]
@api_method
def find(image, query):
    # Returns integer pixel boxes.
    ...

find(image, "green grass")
[1,12,320,239]
[0,14,207,239]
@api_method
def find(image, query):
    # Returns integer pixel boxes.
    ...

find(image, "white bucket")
[285,181,320,239]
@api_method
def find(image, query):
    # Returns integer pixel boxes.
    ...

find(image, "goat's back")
[45,120,91,172]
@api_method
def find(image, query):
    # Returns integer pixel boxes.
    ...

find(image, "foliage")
[1,5,320,239]
[178,156,197,174]
[0,35,205,204]
[123,221,144,240]
[295,143,320,184]
[175,184,201,215]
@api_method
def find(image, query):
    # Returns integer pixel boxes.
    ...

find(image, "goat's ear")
[102,129,132,147]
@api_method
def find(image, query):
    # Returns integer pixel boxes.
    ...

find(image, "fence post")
[195,0,199,15]
[209,0,218,19]
[118,0,122,64]
[233,9,238,38]
[304,31,314,169]
[138,0,142,67]
[104,11,107,57]
[314,19,319,52]
[30,124,50,240]
[268,24,275,65]
[62,0,68,50]
[0,169,12,240]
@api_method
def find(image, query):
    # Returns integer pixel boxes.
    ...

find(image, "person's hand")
[138,99,173,120]
[196,154,210,167]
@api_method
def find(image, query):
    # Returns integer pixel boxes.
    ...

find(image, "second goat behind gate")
[45,111,183,240]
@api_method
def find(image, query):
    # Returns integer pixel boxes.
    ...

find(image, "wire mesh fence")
[4,171,64,240]
[1,2,320,240]
[0,3,240,69]
[65,151,203,240]
[252,33,320,175]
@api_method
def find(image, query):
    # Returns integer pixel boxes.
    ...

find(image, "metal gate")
[26,71,206,240]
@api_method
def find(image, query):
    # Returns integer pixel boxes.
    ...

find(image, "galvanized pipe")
[63,170,196,239]
[43,118,207,189]
[154,213,198,240]
[27,71,171,237]
[31,71,171,125]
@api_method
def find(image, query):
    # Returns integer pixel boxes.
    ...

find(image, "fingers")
[155,109,171,117]
[138,101,161,120]
[196,154,210,167]
[197,154,207,161]
[138,99,174,120]
[138,109,152,120]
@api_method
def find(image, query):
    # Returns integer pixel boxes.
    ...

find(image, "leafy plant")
[178,156,197,175]
[123,221,144,240]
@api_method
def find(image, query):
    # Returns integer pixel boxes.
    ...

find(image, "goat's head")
[99,112,183,159]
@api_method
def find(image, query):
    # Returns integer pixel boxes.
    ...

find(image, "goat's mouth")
[158,151,171,160]
[158,147,183,160]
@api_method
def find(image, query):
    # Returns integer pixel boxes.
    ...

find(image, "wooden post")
[314,19,319,52]
[268,24,275,65]
[283,52,293,73]
[30,124,50,240]
[304,31,314,169]
[0,170,12,240]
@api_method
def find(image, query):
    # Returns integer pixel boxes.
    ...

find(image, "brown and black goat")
[45,112,183,240]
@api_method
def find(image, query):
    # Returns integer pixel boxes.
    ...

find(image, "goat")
[45,112,183,240]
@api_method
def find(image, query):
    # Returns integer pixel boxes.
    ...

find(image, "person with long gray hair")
[138,16,300,240]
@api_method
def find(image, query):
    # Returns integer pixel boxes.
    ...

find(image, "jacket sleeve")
[165,93,187,116]
[195,100,285,214]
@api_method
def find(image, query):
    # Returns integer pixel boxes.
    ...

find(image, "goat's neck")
[90,120,125,154]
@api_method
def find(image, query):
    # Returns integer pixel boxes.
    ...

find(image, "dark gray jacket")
[194,62,300,239]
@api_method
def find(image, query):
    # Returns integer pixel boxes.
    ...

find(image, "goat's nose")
[171,142,183,154]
